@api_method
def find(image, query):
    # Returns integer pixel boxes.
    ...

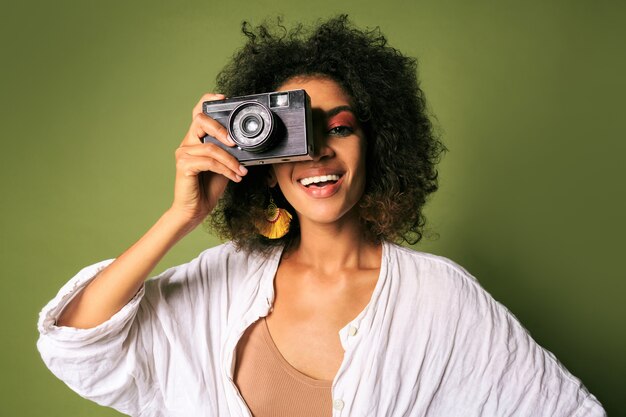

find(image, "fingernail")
[239,165,248,175]
[235,174,242,182]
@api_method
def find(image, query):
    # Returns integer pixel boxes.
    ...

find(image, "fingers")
[176,153,243,183]
[175,143,248,183]
[181,112,235,148]
[176,92,247,183]
[192,93,225,118]
[187,93,234,148]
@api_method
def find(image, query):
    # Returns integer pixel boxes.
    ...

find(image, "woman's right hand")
[56,93,249,329]
[169,93,248,228]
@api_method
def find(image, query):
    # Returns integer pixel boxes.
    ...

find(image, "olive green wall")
[2,0,624,416]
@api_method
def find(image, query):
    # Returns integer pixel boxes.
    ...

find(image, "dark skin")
[240,76,382,380]
[264,245,380,380]
[59,75,382,383]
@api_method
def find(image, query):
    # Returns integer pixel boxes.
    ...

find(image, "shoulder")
[143,242,280,297]
[386,241,472,274]
[383,242,513,329]
[384,241,481,294]
[154,242,271,281]
[139,242,280,326]
[194,241,281,279]
[195,241,250,264]
[384,243,553,370]
[380,243,605,415]
[146,242,281,296]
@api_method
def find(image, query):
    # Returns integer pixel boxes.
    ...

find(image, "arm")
[57,93,248,329]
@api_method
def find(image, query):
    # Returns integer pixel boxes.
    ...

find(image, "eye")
[327,125,354,137]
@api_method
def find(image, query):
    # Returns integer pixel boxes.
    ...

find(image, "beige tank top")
[234,317,333,417]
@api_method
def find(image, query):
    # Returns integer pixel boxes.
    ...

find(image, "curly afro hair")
[207,15,445,253]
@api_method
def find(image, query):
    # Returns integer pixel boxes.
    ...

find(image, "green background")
[2,0,624,416]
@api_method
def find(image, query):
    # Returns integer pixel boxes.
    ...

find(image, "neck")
[288,211,381,275]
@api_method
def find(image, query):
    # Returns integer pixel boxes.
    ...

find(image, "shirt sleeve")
[483,303,606,417]
[438,265,607,417]
[36,260,161,417]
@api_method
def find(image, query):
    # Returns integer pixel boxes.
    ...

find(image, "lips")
[297,167,344,181]
[296,172,345,198]
[299,174,341,187]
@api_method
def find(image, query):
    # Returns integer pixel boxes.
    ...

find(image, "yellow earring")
[256,196,292,239]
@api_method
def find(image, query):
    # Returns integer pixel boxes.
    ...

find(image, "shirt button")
[333,399,345,410]
[348,326,358,336]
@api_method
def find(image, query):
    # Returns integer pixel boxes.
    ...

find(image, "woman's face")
[271,76,367,227]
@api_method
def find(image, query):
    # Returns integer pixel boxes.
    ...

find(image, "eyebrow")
[325,105,355,118]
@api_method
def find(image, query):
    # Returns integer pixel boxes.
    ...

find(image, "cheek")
[355,141,368,193]
[272,164,293,188]
[353,139,368,176]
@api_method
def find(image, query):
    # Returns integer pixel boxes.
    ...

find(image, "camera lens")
[228,102,275,152]
[240,114,263,138]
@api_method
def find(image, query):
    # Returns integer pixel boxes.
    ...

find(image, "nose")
[311,109,335,162]
[312,136,334,162]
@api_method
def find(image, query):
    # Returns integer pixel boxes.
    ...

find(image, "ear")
[267,166,278,188]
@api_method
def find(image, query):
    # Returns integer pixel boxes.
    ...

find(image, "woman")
[37,16,605,416]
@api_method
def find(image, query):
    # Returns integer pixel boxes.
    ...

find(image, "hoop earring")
[255,195,292,239]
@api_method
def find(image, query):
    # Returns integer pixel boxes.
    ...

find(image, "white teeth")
[299,174,340,186]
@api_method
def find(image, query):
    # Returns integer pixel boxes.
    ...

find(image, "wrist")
[162,207,205,236]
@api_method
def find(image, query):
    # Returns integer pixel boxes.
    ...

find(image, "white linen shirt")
[37,241,605,417]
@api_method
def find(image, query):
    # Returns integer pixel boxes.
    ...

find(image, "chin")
[294,204,359,226]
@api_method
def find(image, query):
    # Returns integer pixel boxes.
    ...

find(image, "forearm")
[56,92,243,329]
[56,209,196,329]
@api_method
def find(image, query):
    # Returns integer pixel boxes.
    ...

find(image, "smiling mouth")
[298,174,342,187]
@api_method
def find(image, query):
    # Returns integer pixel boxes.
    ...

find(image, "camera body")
[202,89,314,166]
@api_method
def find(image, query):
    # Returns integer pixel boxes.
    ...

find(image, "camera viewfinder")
[270,92,289,108]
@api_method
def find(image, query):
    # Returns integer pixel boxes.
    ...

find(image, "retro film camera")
[202,89,314,165]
